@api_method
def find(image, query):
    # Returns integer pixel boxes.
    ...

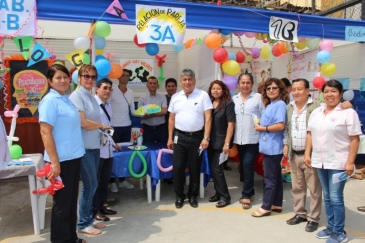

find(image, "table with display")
[0,154,46,235]
[111,142,211,203]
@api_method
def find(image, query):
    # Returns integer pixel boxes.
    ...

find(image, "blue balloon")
[228,52,236,61]
[97,75,107,83]
[316,50,331,64]
[95,55,106,62]
[95,36,106,49]
[173,45,184,52]
[221,29,232,35]
[72,70,79,84]
[145,43,159,56]
[94,59,111,76]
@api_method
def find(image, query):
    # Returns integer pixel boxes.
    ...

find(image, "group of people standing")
[38,63,361,243]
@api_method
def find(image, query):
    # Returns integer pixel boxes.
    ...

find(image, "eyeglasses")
[266,87,279,91]
[240,103,245,114]
[101,86,113,91]
[81,74,97,80]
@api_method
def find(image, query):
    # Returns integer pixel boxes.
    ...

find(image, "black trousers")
[208,148,230,201]
[262,154,283,210]
[93,157,113,211]
[51,158,81,243]
[173,132,203,199]
[143,124,167,143]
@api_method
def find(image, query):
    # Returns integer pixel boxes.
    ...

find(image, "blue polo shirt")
[39,89,85,162]
[259,99,286,155]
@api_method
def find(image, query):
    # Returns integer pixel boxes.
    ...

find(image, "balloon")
[73,35,90,51]
[221,34,230,41]
[145,43,159,56]
[222,75,237,90]
[294,41,306,50]
[108,63,123,79]
[205,33,221,49]
[245,55,252,63]
[279,41,288,54]
[173,45,184,52]
[306,38,321,49]
[233,31,244,36]
[97,75,107,82]
[96,49,104,55]
[133,34,146,48]
[251,47,260,58]
[220,29,232,35]
[272,44,281,57]
[191,39,197,47]
[245,32,256,38]
[82,53,90,64]
[343,90,354,101]
[228,52,236,61]
[236,51,245,63]
[10,144,22,159]
[94,21,111,37]
[222,60,240,76]
[94,59,112,77]
[72,70,79,84]
[185,39,194,49]
[95,36,106,49]
[95,55,106,62]
[228,144,238,157]
[312,76,326,89]
[261,46,272,59]
[320,40,334,51]
[213,48,228,63]
[256,33,264,40]
[316,50,331,64]
[321,62,337,76]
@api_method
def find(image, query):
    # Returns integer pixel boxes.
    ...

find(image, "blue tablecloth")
[112,142,211,187]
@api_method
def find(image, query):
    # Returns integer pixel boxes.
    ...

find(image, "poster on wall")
[135,4,186,45]
[120,58,155,86]
[287,50,320,81]
[252,61,272,84]
[0,0,37,36]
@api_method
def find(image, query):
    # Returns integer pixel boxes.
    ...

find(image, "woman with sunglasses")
[252,78,289,217]
[70,64,112,235]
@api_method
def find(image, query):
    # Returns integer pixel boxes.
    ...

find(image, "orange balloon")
[279,41,288,54]
[205,33,222,49]
[108,63,123,79]
[185,39,194,49]
[228,144,238,158]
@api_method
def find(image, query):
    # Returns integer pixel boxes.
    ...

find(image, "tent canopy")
[37,0,365,41]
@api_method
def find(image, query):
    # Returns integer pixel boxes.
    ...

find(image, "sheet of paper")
[219,152,228,165]
[19,157,32,162]
[332,165,356,184]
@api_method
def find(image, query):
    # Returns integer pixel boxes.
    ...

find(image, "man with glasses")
[109,69,135,192]
[283,78,351,232]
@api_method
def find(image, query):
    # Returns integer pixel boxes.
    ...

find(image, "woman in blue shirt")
[39,64,85,243]
[252,78,289,217]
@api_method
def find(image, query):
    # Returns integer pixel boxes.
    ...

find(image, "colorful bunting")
[106,0,128,20]
[65,49,85,69]
[27,43,50,67]
[13,36,33,60]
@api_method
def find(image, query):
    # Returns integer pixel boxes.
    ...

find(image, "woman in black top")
[207,80,235,208]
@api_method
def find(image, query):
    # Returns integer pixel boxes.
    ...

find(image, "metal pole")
[362,0,365,20]
[312,0,316,14]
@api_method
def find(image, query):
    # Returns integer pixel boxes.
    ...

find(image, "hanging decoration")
[155,54,167,86]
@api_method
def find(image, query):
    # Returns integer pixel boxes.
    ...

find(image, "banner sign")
[120,58,154,86]
[136,4,186,45]
[0,0,37,36]
[269,16,298,42]
[345,26,365,41]
[287,50,320,82]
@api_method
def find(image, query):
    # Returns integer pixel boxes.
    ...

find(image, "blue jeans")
[78,149,100,229]
[317,168,347,234]
[237,144,259,198]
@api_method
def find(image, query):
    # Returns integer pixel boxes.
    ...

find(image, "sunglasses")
[100,86,113,91]
[266,87,279,91]
[81,74,97,80]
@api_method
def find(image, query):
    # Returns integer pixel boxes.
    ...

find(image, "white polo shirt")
[110,86,135,127]
[168,88,212,132]
[307,104,362,170]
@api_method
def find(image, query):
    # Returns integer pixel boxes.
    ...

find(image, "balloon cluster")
[133,34,160,56]
[32,163,64,196]
[4,104,22,159]
[312,40,336,90]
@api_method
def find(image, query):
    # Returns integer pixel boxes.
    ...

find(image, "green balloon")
[95,21,111,38]
[82,53,91,64]
[10,144,22,159]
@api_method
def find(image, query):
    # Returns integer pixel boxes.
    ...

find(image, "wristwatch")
[204,136,210,141]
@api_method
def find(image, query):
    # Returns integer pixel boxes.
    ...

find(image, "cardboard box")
[351,164,365,180]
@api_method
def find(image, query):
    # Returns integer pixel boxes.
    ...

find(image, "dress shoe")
[286,215,308,225]
[101,206,117,215]
[189,197,199,208]
[93,212,110,222]
[305,221,319,232]
[175,198,184,209]
[357,206,365,212]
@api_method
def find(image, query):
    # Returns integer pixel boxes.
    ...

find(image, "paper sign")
[13,36,33,60]
[120,58,154,85]
[136,4,186,45]
[332,165,356,184]
[65,49,85,68]
[345,26,365,41]
[219,152,228,165]
[27,43,50,67]
[106,0,128,20]
[269,16,298,42]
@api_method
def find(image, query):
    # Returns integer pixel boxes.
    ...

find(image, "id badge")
[174,135,178,144]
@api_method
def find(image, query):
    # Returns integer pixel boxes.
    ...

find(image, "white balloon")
[343,89,354,101]
[73,35,90,51]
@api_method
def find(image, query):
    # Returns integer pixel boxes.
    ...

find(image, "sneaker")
[316,228,332,239]
[119,180,134,189]
[326,231,348,243]
[110,183,118,193]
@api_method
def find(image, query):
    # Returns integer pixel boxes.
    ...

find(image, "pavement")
[1,161,365,243]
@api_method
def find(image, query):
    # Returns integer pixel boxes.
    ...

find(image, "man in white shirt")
[109,69,135,192]
[138,76,167,143]
[167,68,212,208]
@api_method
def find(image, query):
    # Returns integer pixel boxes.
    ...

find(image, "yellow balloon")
[261,46,269,59]
[256,33,263,40]
[294,41,306,50]
[222,60,240,75]
[321,62,337,76]
[96,49,104,55]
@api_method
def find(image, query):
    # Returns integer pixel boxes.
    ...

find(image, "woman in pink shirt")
[304,80,361,243]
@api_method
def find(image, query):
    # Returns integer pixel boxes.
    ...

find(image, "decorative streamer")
[11,4,36,37]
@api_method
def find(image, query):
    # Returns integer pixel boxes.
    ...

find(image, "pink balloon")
[222,75,237,90]
[233,31,244,36]
[245,32,256,38]
[319,40,334,51]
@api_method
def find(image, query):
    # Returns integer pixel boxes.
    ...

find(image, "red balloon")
[134,34,146,48]
[236,51,245,63]
[313,76,326,89]
[213,48,228,63]
[272,44,281,57]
